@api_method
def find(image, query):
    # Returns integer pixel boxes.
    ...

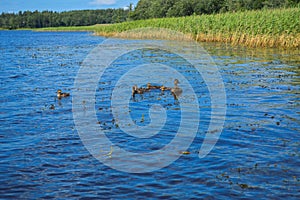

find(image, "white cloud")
[90,0,116,6]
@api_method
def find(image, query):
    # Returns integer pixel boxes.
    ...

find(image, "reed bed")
[37,8,300,49]
[98,27,195,41]
[93,8,300,49]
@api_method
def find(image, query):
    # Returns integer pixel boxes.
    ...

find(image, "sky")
[0,0,139,13]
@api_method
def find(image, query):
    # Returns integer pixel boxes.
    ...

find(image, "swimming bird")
[171,79,183,100]
[132,85,145,97]
[57,89,70,99]
[160,85,171,91]
[147,83,161,90]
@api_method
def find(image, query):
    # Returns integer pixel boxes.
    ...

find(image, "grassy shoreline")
[37,8,299,49]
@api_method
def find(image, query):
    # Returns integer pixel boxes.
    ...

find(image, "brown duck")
[171,79,182,100]
[132,85,146,97]
[57,89,70,99]
[160,85,171,91]
[147,83,161,90]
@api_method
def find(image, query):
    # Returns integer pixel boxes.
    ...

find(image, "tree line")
[0,9,129,29]
[0,0,299,29]
[130,0,300,19]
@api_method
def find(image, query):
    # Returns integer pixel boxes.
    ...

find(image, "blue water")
[0,31,299,199]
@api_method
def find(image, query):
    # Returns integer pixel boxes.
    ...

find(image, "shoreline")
[30,27,300,50]
[92,30,299,49]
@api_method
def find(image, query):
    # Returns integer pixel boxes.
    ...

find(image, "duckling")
[132,85,145,97]
[160,85,171,91]
[171,79,182,100]
[132,85,137,97]
[147,83,161,90]
[57,89,70,99]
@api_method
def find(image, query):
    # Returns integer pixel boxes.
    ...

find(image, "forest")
[130,0,300,19]
[0,9,129,29]
[0,0,299,29]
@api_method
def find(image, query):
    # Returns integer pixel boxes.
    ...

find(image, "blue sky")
[0,0,139,13]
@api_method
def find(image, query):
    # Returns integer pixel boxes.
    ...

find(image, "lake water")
[0,31,299,199]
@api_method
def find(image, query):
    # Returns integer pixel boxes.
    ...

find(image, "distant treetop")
[130,0,300,20]
[0,9,129,29]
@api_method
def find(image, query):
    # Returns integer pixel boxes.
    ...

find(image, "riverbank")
[38,7,299,49]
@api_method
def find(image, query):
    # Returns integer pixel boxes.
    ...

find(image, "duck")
[57,89,70,99]
[171,79,183,100]
[132,85,145,97]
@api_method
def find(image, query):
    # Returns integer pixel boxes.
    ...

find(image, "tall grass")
[94,8,300,49]
[37,25,98,32]
[38,8,300,49]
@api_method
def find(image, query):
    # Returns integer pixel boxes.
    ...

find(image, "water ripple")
[0,31,299,199]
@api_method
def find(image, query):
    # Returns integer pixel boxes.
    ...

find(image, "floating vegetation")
[140,114,145,123]
[180,151,191,155]
[238,183,250,189]
[100,146,113,158]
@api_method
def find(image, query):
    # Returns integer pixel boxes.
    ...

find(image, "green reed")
[37,8,300,48]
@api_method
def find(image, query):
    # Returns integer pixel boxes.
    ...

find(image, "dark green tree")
[166,0,194,17]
